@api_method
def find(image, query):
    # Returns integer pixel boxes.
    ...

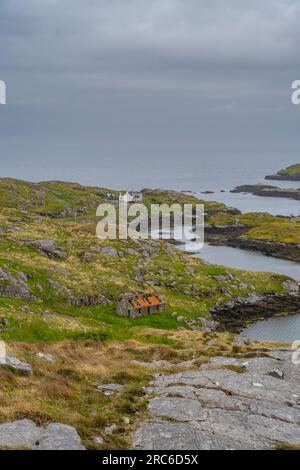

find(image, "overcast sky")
[0,0,300,188]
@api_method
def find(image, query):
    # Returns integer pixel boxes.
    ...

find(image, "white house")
[119,191,143,204]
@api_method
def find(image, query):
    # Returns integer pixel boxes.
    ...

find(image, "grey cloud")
[0,1,299,187]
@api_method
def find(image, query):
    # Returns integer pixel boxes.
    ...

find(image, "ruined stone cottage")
[116,293,166,319]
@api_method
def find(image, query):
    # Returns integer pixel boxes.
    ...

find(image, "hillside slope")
[0,178,292,449]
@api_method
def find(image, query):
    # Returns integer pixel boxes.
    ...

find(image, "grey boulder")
[25,239,67,259]
[0,268,36,301]
[1,355,33,376]
[36,352,56,364]
[101,247,118,257]
[0,420,85,450]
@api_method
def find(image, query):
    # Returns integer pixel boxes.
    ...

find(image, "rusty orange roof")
[128,293,164,309]
[148,295,161,306]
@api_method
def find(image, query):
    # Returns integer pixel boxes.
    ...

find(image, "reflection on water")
[243,314,300,343]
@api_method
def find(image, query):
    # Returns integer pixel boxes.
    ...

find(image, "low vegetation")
[207,211,300,244]
[277,163,300,179]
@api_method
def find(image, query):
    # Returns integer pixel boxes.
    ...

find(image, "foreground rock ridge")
[134,348,300,450]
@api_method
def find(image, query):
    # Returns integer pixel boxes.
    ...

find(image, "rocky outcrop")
[210,293,300,332]
[266,174,300,181]
[0,419,85,450]
[0,268,36,301]
[37,208,87,219]
[25,239,67,259]
[68,294,111,307]
[134,349,300,450]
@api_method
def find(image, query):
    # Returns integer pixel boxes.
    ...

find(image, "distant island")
[265,163,300,181]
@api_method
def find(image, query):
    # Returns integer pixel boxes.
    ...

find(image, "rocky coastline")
[210,291,300,332]
[265,163,300,182]
[231,184,300,202]
[205,225,300,262]
[266,174,300,181]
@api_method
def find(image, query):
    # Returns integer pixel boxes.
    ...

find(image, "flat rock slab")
[0,419,85,450]
[1,355,33,376]
[134,350,300,450]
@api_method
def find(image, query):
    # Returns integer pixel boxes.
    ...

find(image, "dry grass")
[275,442,300,451]
[0,329,256,450]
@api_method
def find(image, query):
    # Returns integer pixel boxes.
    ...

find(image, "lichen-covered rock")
[25,239,67,259]
[36,352,56,364]
[0,419,40,449]
[0,420,85,450]
[37,423,85,450]
[1,355,33,376]
[0,267,36,301]
[101,246,118,257]
[283,280,299,294]
[134,349,300,450]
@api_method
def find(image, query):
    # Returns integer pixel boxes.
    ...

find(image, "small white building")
[119,191,143,204]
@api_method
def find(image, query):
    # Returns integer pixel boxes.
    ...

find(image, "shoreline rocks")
[210,292,300,332]
[266,174,300,181]
[205,226,300,262]
[231,183,300,202]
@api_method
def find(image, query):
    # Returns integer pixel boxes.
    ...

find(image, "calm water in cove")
[179,242,300,343]
[242,314,300,343]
